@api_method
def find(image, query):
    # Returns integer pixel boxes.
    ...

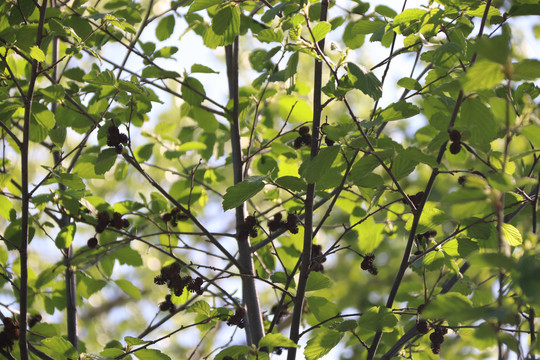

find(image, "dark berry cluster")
[227,307,246,328]
[293,126,312,149]
[153,263,204,296]
[457,176,466,185]
[311,244,327,272]
[417,230,437,243]
[159,294,176,313]
[238,215,259,241]
[95,211,130,233]
[429,326,448,354]
[416,319,431,334]
[161,208,189,227]
[28,314,42,328]
[268,213,299,234]
[0,317,19,351]
[403,191,424,209]
[270,303,290,325]
[107,123,129,154]
[448,129,462,155]
[361,254,378,275]
[87,237,98,249]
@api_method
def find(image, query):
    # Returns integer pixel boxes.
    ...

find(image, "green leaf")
[188,300,211,315]
[375,5,397,18]
[357,306,398,332]
[462,60,504,92]
[513,59,540,80]
[55,223,76,249]
[311,21,331,42]
[115,279,142,299]
[188,0,222,13]
[422,292,476,325]
[357,217,385,253]
[353,20,385,34]
[347,62,382,100]
[135,143,154,162]
[397,77,422,90]
[456,98,497,145]
[39,84,65,102]
[30,45,45,62]
[95,148,118,175]
[256,28,284,43]
[379,101,420,122]
[41,336,78,358]
[522,125,540,148]
[304,328,343,360]
[0,195,13,219]
[156,14,175,41]
[259,333,298,349]
[124,336,150,346]
[189,107,219,132]
[275,176,307,192]
[134,349,171,360]
[306,296,339,323]
[306,272,331,291]
[181,77,206,106]
[301,146,340,184]
[222,176,266,210]
[501,223,522,246]
[278,96,313,123]
[342,21,365,49]
[469,252,516,270]
[214,345,252,360]
[191,63,219,74]
[32,103,56,129]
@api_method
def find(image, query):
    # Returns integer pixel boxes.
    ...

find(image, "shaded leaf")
[222,177,265,210]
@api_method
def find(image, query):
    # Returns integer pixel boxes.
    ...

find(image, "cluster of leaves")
[0,0,539,359]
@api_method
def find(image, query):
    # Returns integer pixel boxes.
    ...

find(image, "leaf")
[181,77,206,106]
[304,328,343,360]
[469,252,516,270]
[522,125,540,148]
[188,300,211,315]
[462,60,504,92]
[30,45,45,62]
[156,14,175,41]
[95,148,118,175]
[256,28,284,43]
[375,5,397,18]
[357,306,398,332]
[501,223,522,246]
[311,21,331,42]
[306,272,331,291]
[124,336,150,346]
[379,101,420,122]
[0,195,13,219]
[278,96,313,123]
[275,176,307,192]
[301,146,340,184]
[356,217,385,253]
[211,5,240,44]
[397,77,422,90]
[32,103,56,129]
[422,292,476,325]
[55,223,76,249]
[259,333,298,349]
[306,296,339,323]
[134,349,171,360]
[115,279,142,299]
[347,62,382,100]
[191,64,219,74]
[214,346,252,360]
[353,20,385,34]
[41,336,78,358]
[188,0,222,13]
[222,176,265,210]
[134,143,154,162]
[513,59,540,80]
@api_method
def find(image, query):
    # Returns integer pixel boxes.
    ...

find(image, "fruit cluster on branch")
[95,211,130,233]
[154,263,204,297]
[0,317,19,351]
[361,254,378,275]
[268,213,299,234]
[107,123,129,154]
